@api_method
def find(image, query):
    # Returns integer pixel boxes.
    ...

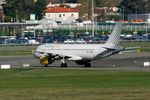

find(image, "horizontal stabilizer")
[120,46,141,53]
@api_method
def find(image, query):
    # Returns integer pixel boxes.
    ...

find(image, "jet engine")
[75,60,86,65]
[40,56,54,65]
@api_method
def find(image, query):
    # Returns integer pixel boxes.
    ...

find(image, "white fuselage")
[33,23,123,67]
[33,43,122,61]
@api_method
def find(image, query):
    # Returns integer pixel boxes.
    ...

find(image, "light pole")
[16,10,18,22]
[144,4,148,34]
[134,6,138,33]
[122,7,124,21]
[92,0,95,37]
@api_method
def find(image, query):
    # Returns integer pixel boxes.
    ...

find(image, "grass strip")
[0,68,150,100]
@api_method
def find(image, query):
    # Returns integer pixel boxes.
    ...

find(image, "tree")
[65,0,79,3]
[95,0,101,7]
[34,0,47,20]
[18,0,35,21]
[118,0,150,14]
[2,0,47,21]
[2,0,20,21]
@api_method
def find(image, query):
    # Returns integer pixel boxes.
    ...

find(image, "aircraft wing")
[65,55,82,60]
[120,46,141,53]
[47,53,82,61]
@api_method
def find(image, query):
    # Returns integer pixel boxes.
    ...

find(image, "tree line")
[2,0,150,22]
[2,0,47,22]
[119,0,150,14]
[2,0,102,22]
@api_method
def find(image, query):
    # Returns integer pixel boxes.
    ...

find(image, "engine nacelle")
[75,60,85,65]
[40,56,54,65]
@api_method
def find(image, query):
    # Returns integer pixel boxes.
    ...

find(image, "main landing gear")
[84,62,91,68]
[44,64,48,67]
[60,58,91,68]
[61,58,68,67]
[61,63,68,67]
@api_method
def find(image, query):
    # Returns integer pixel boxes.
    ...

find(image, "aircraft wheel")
[61,63,68,67]
[84,62,91,68]
[44,64,48,67]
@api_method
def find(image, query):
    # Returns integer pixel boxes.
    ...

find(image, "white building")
[44,7,79,22]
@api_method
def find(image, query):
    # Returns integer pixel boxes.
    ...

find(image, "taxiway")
[0,53,149,70]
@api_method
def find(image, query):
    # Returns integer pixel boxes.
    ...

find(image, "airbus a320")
[33,23,132,67]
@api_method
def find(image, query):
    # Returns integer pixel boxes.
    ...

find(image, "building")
[95,7,119,22]
[128,14,150,23]
[44,7,79,22]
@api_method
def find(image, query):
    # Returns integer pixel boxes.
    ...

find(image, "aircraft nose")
[33,51,41,58]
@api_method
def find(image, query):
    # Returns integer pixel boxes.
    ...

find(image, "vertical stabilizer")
[105,23,122,46]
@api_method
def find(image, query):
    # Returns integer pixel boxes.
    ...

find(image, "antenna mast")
[92,0,95,37]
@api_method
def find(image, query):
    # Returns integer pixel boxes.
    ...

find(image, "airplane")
[32,23,137,67]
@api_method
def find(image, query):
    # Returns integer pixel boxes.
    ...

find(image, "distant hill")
[46,0,79,3]
[100,0,122,7]
[46,0,122,19]
[78,0,122,19]
[0,0,4,9]
[0,0,4,4]
[46,0,122,6]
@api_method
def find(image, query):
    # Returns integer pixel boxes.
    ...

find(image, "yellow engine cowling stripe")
[40,56,49,65]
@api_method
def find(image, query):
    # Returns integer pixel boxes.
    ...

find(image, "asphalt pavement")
[0,53,149,71]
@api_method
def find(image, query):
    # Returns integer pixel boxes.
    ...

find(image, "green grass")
[0,46,37,55]
[121,41,150,52]
[1,68,150,100]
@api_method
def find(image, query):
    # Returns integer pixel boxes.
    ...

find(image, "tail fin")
[105,23,122,46]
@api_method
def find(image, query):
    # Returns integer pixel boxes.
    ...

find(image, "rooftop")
[45,7,79,13]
